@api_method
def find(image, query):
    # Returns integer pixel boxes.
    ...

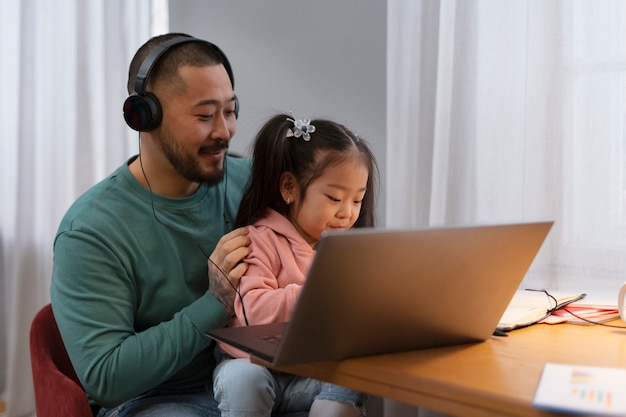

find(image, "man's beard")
[158,128,228,186]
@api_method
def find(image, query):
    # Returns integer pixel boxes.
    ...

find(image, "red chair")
[30,303,95,416]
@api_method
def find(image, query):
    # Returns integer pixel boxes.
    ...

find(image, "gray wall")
[169,0,387,222]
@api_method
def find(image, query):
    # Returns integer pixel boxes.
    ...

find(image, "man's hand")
[208,227,250,316]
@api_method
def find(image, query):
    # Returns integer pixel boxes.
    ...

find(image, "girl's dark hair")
[235,113,379,229]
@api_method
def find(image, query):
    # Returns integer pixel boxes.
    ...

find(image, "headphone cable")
[136,135,248,325]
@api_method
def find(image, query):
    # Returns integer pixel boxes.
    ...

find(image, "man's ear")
[279,172,297,203]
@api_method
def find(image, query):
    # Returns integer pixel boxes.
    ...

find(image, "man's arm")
[51,228,234,407]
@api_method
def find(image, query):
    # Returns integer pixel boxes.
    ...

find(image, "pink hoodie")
[218,209,315,358]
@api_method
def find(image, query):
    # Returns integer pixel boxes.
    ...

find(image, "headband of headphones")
[123,36,238,132]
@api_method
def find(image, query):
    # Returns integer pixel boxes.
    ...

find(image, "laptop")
[207,221,553,366]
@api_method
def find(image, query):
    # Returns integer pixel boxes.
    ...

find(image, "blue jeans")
[213,349,367,417]
[95,383,321,417]
[96,386,220,417]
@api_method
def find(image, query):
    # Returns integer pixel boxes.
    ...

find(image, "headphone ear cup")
[123,92,162,132]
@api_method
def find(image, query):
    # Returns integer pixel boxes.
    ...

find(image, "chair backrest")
[30,303,94,417]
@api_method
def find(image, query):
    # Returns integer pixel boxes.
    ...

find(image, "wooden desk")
[253,322,626,417]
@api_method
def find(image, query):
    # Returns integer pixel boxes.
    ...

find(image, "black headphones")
[123,36,239,132]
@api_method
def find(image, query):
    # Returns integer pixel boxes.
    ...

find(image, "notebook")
[496,289,587,331]
[207,221,553,366]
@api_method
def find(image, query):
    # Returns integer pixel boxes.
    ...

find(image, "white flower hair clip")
[286,112,316,141]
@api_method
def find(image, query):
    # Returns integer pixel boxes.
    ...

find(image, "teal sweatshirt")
[50,155,251,407]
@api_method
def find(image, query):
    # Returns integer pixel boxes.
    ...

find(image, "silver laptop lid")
[272,221,553,365]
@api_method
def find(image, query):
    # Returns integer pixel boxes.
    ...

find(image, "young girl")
[213,112,378,417]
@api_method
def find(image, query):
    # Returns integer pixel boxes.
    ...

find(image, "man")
[51,33,251,416]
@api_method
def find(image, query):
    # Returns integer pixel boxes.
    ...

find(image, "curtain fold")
[0,1,162,415]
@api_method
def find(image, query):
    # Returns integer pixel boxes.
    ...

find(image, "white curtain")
[385,0,626,415]
[0,1,167,415]
[387,0,626,292]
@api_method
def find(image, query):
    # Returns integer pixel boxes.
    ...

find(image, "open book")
[497,289,586,331]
